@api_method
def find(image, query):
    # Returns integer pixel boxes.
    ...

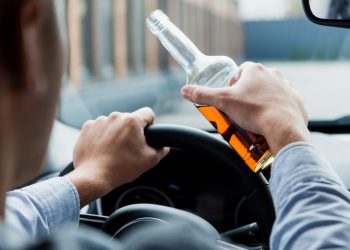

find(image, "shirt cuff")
[270,142,346,208]
[20,177,80,234]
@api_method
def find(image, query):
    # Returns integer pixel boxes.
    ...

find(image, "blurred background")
[58,0,350,129]
[65,0,242,86]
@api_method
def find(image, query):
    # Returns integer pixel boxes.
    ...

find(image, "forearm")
[5,177,80,239]
[270,143,350,249]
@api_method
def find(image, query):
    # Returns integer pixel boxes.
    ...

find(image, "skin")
[0,0,168,219]
[181,62,312,156]
[65,108,170,207]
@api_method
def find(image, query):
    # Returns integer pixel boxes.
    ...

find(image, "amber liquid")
[196,105,274,173]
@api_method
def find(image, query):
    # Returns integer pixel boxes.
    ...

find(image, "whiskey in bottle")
[146,10,274,173]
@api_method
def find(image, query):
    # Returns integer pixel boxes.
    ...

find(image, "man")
[1,0,350,249]
[0,0,170,248]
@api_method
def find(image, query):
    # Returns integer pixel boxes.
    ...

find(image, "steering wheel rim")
[143,124,275,245]
[60,124,275,246]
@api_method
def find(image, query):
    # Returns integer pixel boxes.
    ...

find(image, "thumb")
[181,85,225,107]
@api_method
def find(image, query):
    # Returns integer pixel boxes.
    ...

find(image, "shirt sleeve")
[5,177,80,240]
[269,142,350,250]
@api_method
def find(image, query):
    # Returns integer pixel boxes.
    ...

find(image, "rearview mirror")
[302,0,350,28]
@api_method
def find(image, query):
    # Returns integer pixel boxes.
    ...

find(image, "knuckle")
[82,120,94,131]
[270,68,283,77]
[142,107,154,115]
[96,116,107,122]
[255,63,265,71]
[242,62,264,73]
[82,120,93,127]
[123,114,138,127]
[193,89,204,102]
[241,61,254,68]
[108,112,121,120]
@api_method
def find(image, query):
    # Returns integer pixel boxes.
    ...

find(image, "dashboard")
[100,149,258,233]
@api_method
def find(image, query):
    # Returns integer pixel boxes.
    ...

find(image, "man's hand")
[181,62,312,155]
[64,107,169,207]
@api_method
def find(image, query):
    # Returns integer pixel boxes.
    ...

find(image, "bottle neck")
[147,11,204,73]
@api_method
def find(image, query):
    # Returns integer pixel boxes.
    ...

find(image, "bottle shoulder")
[188,57,237,88]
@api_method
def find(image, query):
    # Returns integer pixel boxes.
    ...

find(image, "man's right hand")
[64,107,169,207]
[181,62,312,155]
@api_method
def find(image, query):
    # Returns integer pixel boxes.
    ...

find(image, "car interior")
[33,0,350,249]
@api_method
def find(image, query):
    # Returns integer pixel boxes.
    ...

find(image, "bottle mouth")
[146,10,170,35]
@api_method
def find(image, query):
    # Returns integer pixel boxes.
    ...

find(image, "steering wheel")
[60,124,275,248]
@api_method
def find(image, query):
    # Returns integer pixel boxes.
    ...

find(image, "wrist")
[264,122,312,155]
[63,163,114,208]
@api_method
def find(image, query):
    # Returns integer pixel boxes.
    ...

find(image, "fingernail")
[181,86,191,99]
[230,74,239,85]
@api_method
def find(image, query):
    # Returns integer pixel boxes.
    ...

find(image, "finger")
[181,85,227,107]
[228,61,259,87]
[96,116,108,123]
[108,112,121,119]
[133,107,155,127]
[81,120,95,137]
[237,61,258,71]
[154,147,170,163]
[82,120,94,130]
[229,67,243,86]
[94,116,108,131]
[238,62,267,77]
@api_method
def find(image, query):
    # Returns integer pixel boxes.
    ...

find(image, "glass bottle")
[146,10,274,173]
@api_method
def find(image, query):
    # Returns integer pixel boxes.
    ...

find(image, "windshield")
[58,0,350,130]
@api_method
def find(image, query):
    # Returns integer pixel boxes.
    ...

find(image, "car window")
[58,0,350,129]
